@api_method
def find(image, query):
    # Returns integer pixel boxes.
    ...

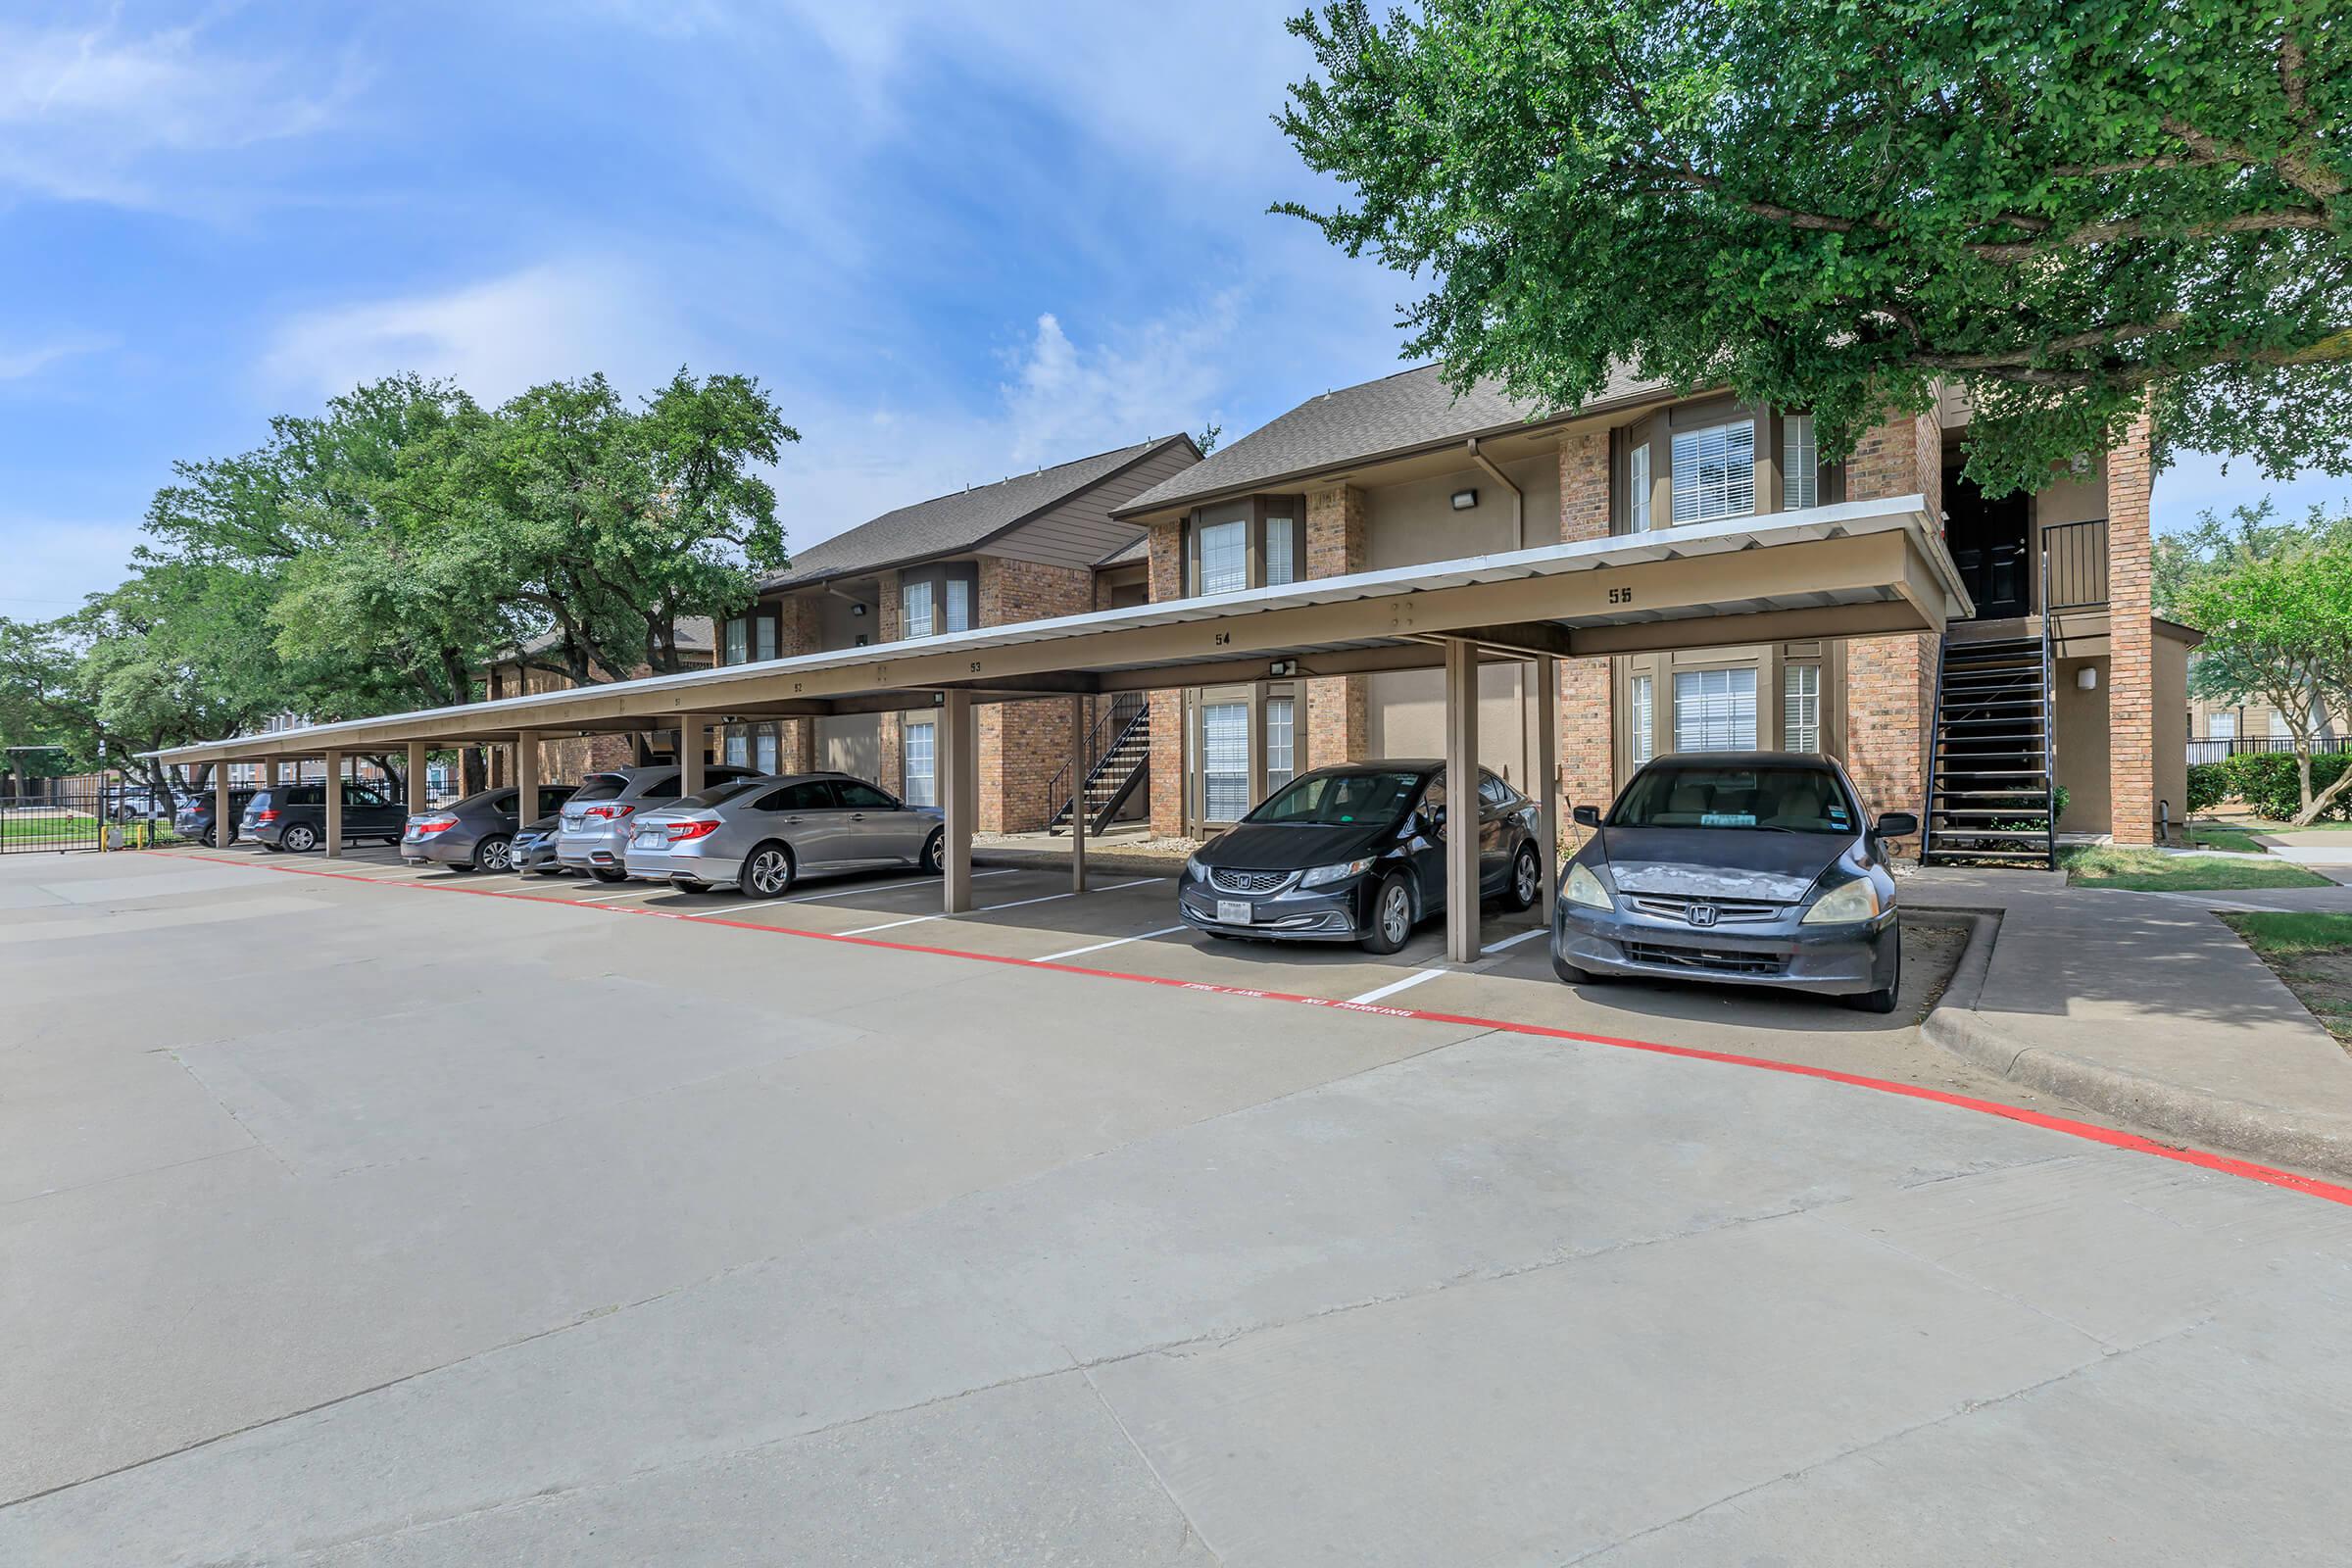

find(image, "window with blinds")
[724,730,751,767]
[1783,663,1821,750]
[724,616,749,664]
[1264,698,1296,793]
[1628,443,1651,532]
[904,720,937,806]
[902,580,934,638]
[755,726,779,774]
[1782,415,1818,511]
[1670,420,1756,523]
[1673,667,1758,751]
[944,578,971,634]
[1265,519,1296,586]
[1200,520,1248,596]
[1202,701,1250,819]
[753,614,777,662]
[1630,673,1654,764]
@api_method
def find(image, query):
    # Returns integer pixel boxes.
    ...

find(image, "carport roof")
[146,495,1966,764]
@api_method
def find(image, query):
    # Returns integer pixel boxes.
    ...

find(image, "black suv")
[240,781,413,853]
[175,788,258,847]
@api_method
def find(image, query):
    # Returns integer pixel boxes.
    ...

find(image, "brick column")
[1147,521,1187,836]
[2108,409,2156,844]
[1841,411,1944,853]
[1555,430,1615,817]
[1305,484,1371,767]
[875,570,905,794]
[777,594,819,774]
[976,558,1092,832]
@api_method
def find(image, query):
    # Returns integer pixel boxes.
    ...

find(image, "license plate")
[632,829,662,846]
[1216,899,1252,926]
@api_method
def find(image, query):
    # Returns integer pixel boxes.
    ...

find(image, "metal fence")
[2042,518,2109,611]
[2185,736,2352,766]
[0,783,186,855]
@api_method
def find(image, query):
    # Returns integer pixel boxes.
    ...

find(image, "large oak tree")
[1277,0,2351,493]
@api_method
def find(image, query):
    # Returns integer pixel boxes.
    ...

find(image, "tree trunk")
[2291,760,2352,826]
[2296,746,2315,815]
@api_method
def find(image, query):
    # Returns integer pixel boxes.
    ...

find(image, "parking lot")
[8,845,2352,1564]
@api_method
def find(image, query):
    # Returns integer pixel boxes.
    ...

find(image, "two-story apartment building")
[1107,365,2195,852]
[712,434,1199,832]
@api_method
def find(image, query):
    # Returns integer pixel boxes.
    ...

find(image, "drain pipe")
[1466,436,1526,548]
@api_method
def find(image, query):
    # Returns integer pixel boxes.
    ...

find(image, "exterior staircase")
[1921,629,2058,869]
[1047,693,1152,836]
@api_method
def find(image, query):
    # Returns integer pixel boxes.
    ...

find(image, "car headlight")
[1185,855,1204,881]
[1564,862,1613,910]
[1298,857,1374,889]
[1802,877,1882,924]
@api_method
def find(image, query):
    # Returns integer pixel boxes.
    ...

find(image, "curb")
[1916,904,2352,1182]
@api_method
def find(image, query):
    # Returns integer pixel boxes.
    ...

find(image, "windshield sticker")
[1700,811,1757,827]
[1828,804,1849,826]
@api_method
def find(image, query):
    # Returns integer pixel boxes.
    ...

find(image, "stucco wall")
[2054,655,2112,834]
[2155,631,2189,839]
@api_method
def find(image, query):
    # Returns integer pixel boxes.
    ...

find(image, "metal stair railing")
[1046,691,1149,835]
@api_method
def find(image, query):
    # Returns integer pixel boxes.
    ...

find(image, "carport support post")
[1534,654,1558,911]
[323,750,344,858]
[942,690,976,913]
[406,741,428,811]
[514,732,538,821]
[1444,638,1479,964]
[1068,695,1087,894]
[214,766,231,852]
[678,715,707,798]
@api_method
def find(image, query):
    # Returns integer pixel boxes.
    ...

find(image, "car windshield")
[683,779,764,808]
[1246,770,1422,827]
[1608,764,1857,833]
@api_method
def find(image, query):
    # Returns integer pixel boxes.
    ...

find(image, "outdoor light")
[2077,667,2098,690]
[1450,488,1478,511]
[1269,660,1298,677]
[851,602,867,616]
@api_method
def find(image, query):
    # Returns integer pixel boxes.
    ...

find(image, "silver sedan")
[623,773,945,896]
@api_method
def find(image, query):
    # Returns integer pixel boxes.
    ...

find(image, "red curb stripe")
[183,851,2352,1209]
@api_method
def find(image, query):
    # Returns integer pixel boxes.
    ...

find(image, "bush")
[2186,762,2229,815]
[2211,750,2352,822]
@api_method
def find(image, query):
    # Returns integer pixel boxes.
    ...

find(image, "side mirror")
[1875,811,1919,839]
[1572,805,1602,828]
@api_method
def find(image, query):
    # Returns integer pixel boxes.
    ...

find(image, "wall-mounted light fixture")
[1450,488,1479,511]
[2077,666,2098,690]
[1269,660,1298,677]
[851,602,868,617]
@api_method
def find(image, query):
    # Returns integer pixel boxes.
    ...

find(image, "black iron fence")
[2042,518,2109,611]
[2186,736,2352,765]
[0,783,186,855]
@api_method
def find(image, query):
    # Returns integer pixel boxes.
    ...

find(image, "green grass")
[2061,845,2331,892]
[2221,912,2352,1046]
[2187,825,2271,854]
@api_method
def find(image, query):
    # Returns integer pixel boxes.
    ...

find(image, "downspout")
[1466,436,1526,548]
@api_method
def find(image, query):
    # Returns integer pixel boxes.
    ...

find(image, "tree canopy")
[1277,0,2352,496]
[2156,500,2352,822]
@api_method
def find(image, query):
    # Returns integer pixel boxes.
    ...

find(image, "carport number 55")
[1606,585,1634,606]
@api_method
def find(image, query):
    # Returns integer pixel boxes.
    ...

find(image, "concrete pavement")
[6,850,2352,1564]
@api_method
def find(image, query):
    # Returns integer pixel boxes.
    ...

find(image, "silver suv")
[553,764,759,882]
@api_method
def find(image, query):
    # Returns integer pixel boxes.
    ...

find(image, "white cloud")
[0,17,357,208]
[0,335,111,381]
[258,261,699,407]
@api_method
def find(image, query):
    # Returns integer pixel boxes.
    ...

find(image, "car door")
[762,780,850,865]
[1408,775,1448,912]
[1475,771,1516,894]
[833,779,924,862]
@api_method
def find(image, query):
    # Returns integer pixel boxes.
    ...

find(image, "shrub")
[2213,750,2352,822]
[2186,762,2229,815]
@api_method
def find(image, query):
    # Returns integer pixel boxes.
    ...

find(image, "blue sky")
[1,3,2342,618]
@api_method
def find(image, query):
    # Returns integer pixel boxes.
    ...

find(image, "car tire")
[1357,873,1415,956]
[262,842,285,854]
[675,879,710,896]
[919,829,944,875]
[474,834,514,873]
[281,823,318,853]
[1551,953,1608,985]
[590,866,629,883]
[1502,842,1542,910]
[742,842,797,899]
[1845,934,1902,1014]
[200,826,218,848]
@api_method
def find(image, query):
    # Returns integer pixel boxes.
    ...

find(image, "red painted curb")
[184,851,2352,1209]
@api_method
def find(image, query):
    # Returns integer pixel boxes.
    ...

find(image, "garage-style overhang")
[149,494,1967,960]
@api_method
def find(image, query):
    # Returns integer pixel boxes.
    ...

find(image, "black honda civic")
[1177,760,1544,954]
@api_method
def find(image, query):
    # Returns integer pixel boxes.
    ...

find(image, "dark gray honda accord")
[1551,752,1914,1011]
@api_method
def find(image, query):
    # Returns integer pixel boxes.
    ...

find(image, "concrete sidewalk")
[1911,867,2352,1177]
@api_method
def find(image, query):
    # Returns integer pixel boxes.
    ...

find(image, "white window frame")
[1200,519,1248,597]
[1628,443,1651,532]
[1670,419,1757,524]
[1673,666,1759,752]
[1201,700,1250,820]
[1629,673,1655,765]
[944,578,972,634]
[902,580,935,639]
[1783,662,1821,751]
[1264,519,1296,586]
[904,719,937,807]
[1264,697,1296,794]
[2207,711,2237,741]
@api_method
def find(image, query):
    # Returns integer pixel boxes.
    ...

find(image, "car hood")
[1593,826,1845,903]
[1199,819,1396,870]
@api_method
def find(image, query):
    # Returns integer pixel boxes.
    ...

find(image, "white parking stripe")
[1030,924,1190,963]
[1479,927,1547,955]
[1345,968,1446,1005]
[570,887,671,904]
[782,868,1015,904]
[841,876,1166,937]
[842,912,943,935]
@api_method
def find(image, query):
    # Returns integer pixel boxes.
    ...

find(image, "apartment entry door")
[1944,468,2032,619]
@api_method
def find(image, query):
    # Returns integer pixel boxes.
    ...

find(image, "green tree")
[2157,501,2352,823]
[1277,0,2351,496]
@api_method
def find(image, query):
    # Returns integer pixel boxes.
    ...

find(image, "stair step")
[1932,808,2054,820]
[1924,850,2055,864]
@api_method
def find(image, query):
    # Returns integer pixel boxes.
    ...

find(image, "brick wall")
[1842,411,1943,850]
[1304,484,1371,768]
[1555,430,1614,817]
[2107,408,2157,844]
[776,593,820,774]
[875,570,905,794]
[976,557,1094,831]
[1147,521,1187,835]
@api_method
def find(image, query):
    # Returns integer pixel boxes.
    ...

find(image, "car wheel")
[474,834,514,873]
[200,825,218,848]
[1357,873,1415,956]
[262,842,285,854]
[1551,952,1608,985]
[281,823,318,853]
[590,866,629,883]
[675,879,710,896]
[919,829,944,875]
[1503,843,1542,910]
[1845,934,1902,1014]
[743,842,797,899]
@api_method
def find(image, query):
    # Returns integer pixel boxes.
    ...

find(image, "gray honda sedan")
[1550,753,1915,1012]
[623,773,944,896]
[402,784,577,872]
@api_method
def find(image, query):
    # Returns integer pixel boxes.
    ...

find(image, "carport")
[149,497,1967,962]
